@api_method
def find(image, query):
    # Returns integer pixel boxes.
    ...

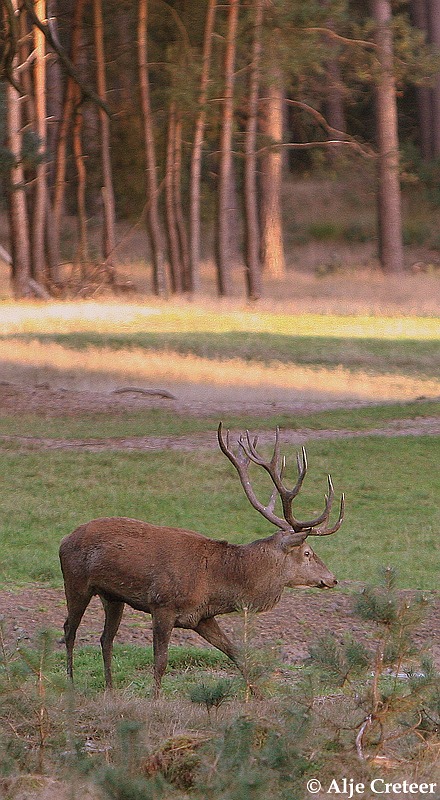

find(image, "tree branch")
[307,26,377,51]
[21,0,111,115]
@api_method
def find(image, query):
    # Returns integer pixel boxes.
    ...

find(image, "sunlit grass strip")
[0,300,439,339]
[1,339,439,401]
[6,330,440,375]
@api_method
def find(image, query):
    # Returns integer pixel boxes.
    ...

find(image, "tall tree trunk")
[138,0,167,296]
[53,0,87,267]
[45,0,63,284]
[173,111,191,292]
[5,2,32,297]
[72,95,89,268]
[165,103,182,292]
[372,0,404,274]
[324,19,346,144]
[189,0,216,291]
[411,0,434,159]
[93,0,117,264]
[243,0,263,299]
[260,58,285,279]
[427,0,440,156]
[216,0,239,297]
[32,0,48,286]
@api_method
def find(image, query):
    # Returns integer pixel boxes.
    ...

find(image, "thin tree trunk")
[72,95,89,268]
[216,0,239,296]
[427,0,440,156]
[53,0,87,266]
[324,20,346,146]
[19,8,35,127]
[93,0,117,265]
[32,0,48,285]
[411,0,433,160]
[189,0,216,291]
[372,0,404,273]
[260,58,285,279]
[173,111,191,291]
[45,0,63,284]
[5,2,32,297]
[243,0,263,299]
[138,0,167,296]
[165,102,182,292]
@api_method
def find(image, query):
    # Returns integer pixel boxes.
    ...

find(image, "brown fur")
[59,516,337,694]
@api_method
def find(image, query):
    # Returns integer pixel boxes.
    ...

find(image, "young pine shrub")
[189,678,235,718]
[0,627,71,776]
[307,567,440,764]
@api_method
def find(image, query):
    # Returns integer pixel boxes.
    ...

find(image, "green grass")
[0,400,438,440]
[0,435,438,590]
[5,330,440,376]
[45,644,230,694]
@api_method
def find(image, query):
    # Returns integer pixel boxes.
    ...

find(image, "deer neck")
[225,536,285,613]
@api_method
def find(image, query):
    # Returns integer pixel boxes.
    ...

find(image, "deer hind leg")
[195,617,240,667]
[63,591,92,682]
[99,596,125,689]
[151,608,176,698]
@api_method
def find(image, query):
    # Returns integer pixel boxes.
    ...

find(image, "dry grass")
[1,296,440,336]
[1,338,439,404]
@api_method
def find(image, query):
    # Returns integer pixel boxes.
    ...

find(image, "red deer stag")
[59,424,344,695]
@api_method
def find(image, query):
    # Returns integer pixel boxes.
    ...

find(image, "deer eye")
[304,550,311,558]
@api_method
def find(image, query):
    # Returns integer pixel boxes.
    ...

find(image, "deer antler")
[218,423,344,541]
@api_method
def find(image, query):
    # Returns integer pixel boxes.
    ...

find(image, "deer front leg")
[151,608,176,698]
[195,617,241,667]
[195,617,262,698]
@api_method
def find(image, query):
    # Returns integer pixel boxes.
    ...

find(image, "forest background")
[1,0,440,301]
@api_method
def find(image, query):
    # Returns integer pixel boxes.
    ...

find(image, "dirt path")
[2,583,439,670]
[1,415,440,452]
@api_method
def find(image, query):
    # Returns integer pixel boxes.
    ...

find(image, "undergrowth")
[1,571,439,799]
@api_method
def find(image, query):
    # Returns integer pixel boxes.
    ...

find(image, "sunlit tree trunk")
[5,2,32,297]
[32,0,48,285]
[372,0,404,273]
[189,0,216,291]
[71,17,89,270]
[45,0,63,284]
[260,58,285,279]
[243,0,263,299]
[93,0,116,264]
[138,0,167,296]
[216,0,239,296]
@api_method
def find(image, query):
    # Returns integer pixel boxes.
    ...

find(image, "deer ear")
[279,530,309,551]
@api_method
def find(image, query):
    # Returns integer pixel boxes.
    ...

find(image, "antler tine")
[308,492,345,537]
[266,484,279,515]
[218,422,344,539]
[238,431,313,530]
[285,479,334,531]
[217,422,290,531]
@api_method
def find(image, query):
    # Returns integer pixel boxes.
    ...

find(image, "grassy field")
[0,432,438,590]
